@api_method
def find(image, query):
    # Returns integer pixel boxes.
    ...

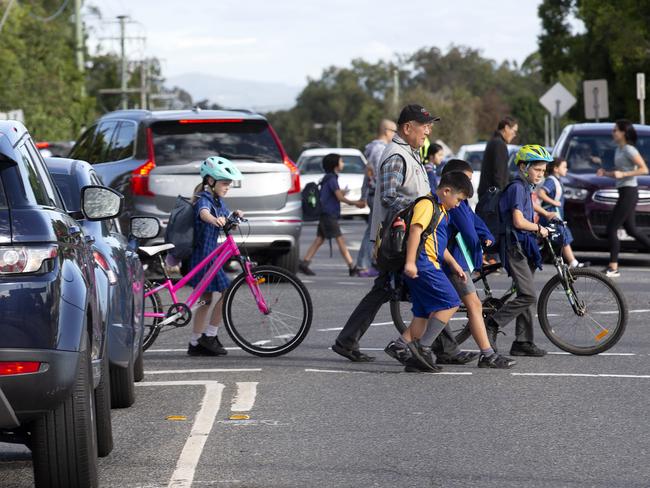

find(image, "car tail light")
[0,245,57,274]
[0,362,41,375]
[35,142,50,149]
[132,127,156,197]
[284,157,300,194]
[93,251,118,285]
[179,119,243,124]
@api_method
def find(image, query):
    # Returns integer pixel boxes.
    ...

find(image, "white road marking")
[147,368,262,374]
[335,282,367,285]
[147,348,240,352]
[317,320,394,332]
[304,368,472,375]
[137,381,224,488]
[231,382,258,412]
[512,373,650,379]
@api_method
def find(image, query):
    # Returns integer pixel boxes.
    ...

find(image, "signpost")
[583,79,609,122]
[539,82,576,146]
[637,73,646,125]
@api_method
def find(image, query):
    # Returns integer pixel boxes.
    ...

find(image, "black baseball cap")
[397,104,440,125]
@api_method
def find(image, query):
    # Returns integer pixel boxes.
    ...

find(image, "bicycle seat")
[138,243,175,257]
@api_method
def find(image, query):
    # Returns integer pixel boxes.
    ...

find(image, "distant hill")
[165,72,302,112]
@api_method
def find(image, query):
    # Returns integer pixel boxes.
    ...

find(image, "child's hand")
[546,211,559,221]
[234,209,244,218]
[355,201,366,209]
[614,170,624,179]
[538,226,549,238]
[596,168,606,177]
[214,216,227,227]
[484,239,493,247]
[404,262,418,279]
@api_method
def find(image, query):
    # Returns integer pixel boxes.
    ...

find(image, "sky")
[85,0,544,89]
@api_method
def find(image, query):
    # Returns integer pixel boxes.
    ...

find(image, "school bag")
[475,178,527,252]
[373,195,442,272]
[301,182,322,222]
[165,195,195,259]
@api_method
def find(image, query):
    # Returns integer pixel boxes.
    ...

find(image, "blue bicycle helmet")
[200,156,243,181]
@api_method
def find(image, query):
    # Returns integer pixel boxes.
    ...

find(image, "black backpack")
[301,182,322,222]
[475,179,526,252]
[165,195,195,259]
[373,195,442,272]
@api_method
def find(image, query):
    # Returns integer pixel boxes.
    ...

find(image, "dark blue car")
[45,158,155,409]
[0,121,124,487]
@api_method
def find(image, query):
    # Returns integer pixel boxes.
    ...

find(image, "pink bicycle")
[139,214,313,357]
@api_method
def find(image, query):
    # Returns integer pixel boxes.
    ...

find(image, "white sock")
[205,325,219,337]
[570,259,579,268]
[190,332,202,346]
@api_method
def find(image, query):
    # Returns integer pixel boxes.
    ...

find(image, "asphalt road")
[2,219,650,488]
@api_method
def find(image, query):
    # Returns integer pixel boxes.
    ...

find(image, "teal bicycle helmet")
[200,156,244,181]
[514,144,553,166]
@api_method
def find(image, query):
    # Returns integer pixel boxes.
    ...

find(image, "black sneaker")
[187,341,219,356]
[436,351,480,365]
[197,334,228,356]
[404,356,443,373]
[349,266,360,277]
[384,341,411,365]
[331,342,375,362]
[509,341,546,357]
[298,260,316,276]
[477,353,516,369]
[406,340,438,371]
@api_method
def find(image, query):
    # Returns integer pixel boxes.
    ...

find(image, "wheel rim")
[541,273,624,351]
[225,269,310,352]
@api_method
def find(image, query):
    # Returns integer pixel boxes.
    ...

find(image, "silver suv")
[69,109,302,271]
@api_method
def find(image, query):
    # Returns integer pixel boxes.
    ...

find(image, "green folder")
[455,233,475,273]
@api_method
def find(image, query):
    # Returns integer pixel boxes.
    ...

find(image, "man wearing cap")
[332,104,439,362]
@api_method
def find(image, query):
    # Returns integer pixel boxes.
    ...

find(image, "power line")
[25,0,71,22]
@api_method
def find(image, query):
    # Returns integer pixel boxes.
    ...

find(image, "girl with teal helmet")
[199,156,244,181]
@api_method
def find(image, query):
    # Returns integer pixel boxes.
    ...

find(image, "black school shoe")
[331,342,375,362]
[188,341,219,356]
[436,351,480,365]
[509,341,547,357]
[404,356,443,373]
[384,341,411,365]
[477,353,516,369]
[197,334,228,356]
[298,260,316,276]
[406,340,439,371]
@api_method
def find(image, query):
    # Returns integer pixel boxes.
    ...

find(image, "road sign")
[539,82,576,118]
[583,79,609,121]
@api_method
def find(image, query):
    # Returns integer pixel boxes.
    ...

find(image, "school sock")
[190,332,202,346]
[395,336,408,348]
[419,317,447,347]
[481,347,495,356]
[205,325,220,337]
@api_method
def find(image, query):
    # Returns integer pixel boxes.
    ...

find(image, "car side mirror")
[130,216,160,239]
[80,185,124,221]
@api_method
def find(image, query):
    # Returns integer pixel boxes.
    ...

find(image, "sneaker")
[477,353,516,369]
[331,342,375,362]
[509,341,546,357]
[358,267,379,278]
[187,341,219,356]
[403,356,443,373]
[406,340,438,371]
[384,341,411,365]
[603,267,620,278]
[197,334,228,356]
[298,260,316,276]
[436,351,480,365]
[349,266,360,277]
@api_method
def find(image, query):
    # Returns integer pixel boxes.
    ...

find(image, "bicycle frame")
[144,232,269,326]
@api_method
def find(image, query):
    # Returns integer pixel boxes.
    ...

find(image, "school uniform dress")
[187,190,231,293]
[539,175,573,246]
[403,197,461,318]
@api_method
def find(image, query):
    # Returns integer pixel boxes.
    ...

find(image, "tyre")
[95,349,113,457]
[222,265,312,357]
[133,346,144,382]
[537,268,628,355]
[31,333,98,488]
[274,244,299,274]
[142,280,162,351]
[109,358,135,408]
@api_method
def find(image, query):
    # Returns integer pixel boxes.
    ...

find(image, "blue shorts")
[403,265,461,318]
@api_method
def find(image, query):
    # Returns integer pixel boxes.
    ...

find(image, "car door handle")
[84,235,96,244]
[69,225,82,235]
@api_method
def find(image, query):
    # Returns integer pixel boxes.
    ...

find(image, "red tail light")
[0,362,41,375]
[35,142,50,149]
[284,157,300,194]
[132,128,156,196]
[179,119,243,124]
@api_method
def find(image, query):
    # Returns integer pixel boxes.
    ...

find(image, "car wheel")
[133,345,144,382]
[95,347,113,457]
[31,332,99,488]
[274,244,299,273]
[109,358,135,408]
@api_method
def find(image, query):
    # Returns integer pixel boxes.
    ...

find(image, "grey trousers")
[491,247,536,343]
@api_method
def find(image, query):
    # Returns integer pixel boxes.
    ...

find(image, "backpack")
[373,195,442,272]
[301,182,322,221]
[475,179,526,252]
[165,195,195,259]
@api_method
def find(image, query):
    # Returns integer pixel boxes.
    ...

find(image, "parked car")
[296,148,371,218]
[68,108,302,272]
[0,121,122,487]
[551,122,650,251]
[45,157,160,408]
[36,140,75,158]
[454,142,519,209]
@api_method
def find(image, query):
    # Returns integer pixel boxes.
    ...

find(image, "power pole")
[393,69,399,114]
[118,15,128,109]
[0,0,16,35]
[140,59,148,110]
[74,0,85,97]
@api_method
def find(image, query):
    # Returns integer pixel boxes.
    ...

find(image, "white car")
[297,147,370,218]
[455,142,519,209]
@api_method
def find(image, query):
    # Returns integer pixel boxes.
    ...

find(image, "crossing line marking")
[231,382,258,412]
[511,373,650,379]
[146,368,262,374]
[304,368,472,375]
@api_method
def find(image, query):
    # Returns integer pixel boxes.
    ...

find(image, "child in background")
[537,158,584,269]
[424,142,444,192]
[298,153,366,276]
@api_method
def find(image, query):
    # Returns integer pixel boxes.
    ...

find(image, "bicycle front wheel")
[537,268,628,355]
[222,265,313,357]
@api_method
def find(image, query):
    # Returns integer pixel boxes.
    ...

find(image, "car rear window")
[151,120,283,166]
[462,151,484,172]
[564,133,650,173]
[299,155,366,174]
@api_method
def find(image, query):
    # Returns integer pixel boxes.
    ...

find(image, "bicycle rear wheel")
[222,265,313,357]
[537,268,628,355]
[142,281,162,351]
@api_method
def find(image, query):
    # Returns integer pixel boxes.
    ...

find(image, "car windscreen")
[564,133,650,173]
[50,173,79,212]
[463,151,484,171]
[299,155,366,174]
[150,120,283,166]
